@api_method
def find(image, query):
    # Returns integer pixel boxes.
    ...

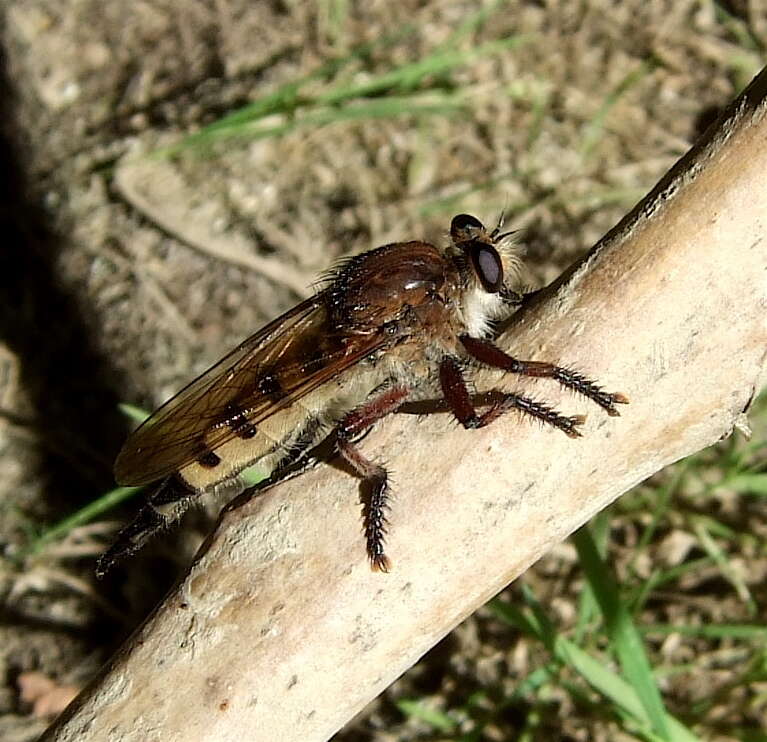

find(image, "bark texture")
[43,67,767,742]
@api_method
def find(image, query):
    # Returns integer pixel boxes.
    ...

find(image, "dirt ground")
[1,1,765,740]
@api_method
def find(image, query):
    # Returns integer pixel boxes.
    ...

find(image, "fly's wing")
[114,291,388,486]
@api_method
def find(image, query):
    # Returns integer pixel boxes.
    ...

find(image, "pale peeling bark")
[43,68,767,742]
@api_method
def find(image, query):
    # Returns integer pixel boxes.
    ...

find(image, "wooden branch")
[44,68,767,742]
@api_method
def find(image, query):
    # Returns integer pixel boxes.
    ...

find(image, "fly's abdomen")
[177,395,325,491]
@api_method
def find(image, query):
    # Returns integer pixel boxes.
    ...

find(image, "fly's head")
[448,213,522,337]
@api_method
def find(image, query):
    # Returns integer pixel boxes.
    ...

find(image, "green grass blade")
[22,468,268,561]
[724,473,767,495]
[163,34,528,154]
[396,699,456,732]
[632,460,690,562]
[175,94,465,149]
[316,37,528,105]
[492,594,700,741]
[156,28,419,156]
[118,402,150,423]
[691,517,754,610]
[573,526,671,739]
[580,61,654,156]
[435,0,511,51]
[240,465,268,486]
[488,596,544,637]
[641,623,767,640]
[20,485,143,559]
[554,638,699,742]
[573,511,609,642]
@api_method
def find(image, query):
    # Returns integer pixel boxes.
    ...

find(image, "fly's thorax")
[328,240,451,334]
[375,349,431,388]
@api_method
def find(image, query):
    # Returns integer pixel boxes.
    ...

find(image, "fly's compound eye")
[469,243,504,293]
[450,214,485,244]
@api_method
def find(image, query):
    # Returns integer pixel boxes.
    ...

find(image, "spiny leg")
[335,385,410,572]
[459,334,629,415]
[439,356,585,436]
[95,476,199,578]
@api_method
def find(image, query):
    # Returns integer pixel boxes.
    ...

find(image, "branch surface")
[43,67,767,742]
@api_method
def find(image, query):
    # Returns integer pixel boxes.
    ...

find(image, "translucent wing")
[114,291,387,485]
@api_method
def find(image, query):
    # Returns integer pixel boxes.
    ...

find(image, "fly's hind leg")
[334,385,410,573]
[95,476,199,578]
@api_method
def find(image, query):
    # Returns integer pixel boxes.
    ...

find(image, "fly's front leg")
[459,335,629,416]
[439,357,586,436]
[95,476,199,578]
[335,385,410,573]
[500,285,525,307]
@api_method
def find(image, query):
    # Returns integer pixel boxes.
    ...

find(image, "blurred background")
[1,1,765,740]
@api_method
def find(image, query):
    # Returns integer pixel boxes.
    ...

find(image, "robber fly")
[96,214,627,576]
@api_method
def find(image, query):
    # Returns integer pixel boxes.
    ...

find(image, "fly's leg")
[95,476,199,578]
[335,385,410,573]
[499,286,525,307]
[459,335,629,416]
[440,356,586,436]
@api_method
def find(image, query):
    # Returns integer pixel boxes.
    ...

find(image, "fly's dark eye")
[450,214,484,244]
[469,244,503,293]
